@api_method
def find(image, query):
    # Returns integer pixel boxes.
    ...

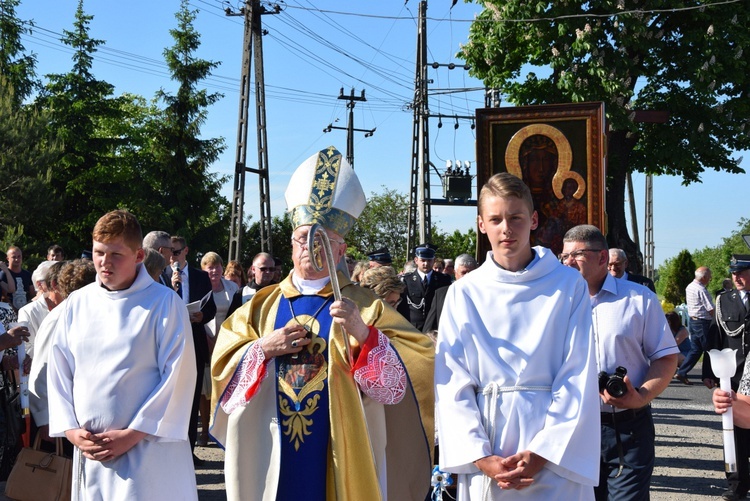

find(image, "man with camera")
[561,225,678,501]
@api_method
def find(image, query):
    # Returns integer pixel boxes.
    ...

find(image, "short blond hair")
[478,172,534,215]
[351,261,369,282]
[201,251,223,269]
[360,266,405,300]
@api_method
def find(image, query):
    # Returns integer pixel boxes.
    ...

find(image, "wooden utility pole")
[227,0,279,262]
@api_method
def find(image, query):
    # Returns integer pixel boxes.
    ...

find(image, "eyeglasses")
[291,235,345,247]
[158,246,174,254]
[172,247,185,256]
[607,261,625,269]
[558,249,604,263]
[256,267,275,273]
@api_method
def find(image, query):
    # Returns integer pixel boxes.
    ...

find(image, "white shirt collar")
[292,274,330,295]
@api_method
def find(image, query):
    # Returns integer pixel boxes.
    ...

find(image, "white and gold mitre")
[284,146,366,236]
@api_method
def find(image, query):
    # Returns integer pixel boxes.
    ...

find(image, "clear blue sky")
[18,1,750,269]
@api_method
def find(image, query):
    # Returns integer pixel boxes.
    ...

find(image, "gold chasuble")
[211,272,435,500]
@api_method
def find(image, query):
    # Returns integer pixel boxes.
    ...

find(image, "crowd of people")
[1,147,750,501]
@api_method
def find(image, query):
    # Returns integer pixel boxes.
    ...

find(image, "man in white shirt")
[676,266,715,384]
[562,225,678,501]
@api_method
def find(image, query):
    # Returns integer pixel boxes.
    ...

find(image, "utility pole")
[323,88,375,169]
[227,0,280,262]
[406,0,431,257]
[626,110,667,274]
[644,174,654,279]
[626,172,640,251]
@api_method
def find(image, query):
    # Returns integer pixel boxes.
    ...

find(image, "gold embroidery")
[279,394,320,451]
[276,317,329,451]
[289,147,358,236]
[314,172,332,196]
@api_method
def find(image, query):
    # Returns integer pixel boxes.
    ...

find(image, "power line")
[281,0,744,23]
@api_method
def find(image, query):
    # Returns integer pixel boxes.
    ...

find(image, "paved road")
[651,368,728,500]
[0,366,730,500]
[194,367,734,500]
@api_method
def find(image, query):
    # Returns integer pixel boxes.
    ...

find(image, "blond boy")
[435,173,600,500]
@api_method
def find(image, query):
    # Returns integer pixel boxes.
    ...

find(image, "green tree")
[690,217,750,292]
[348,188,409,267]
[431,227,477,263]
[93,93,167,227]
[244,213,293,272]
[150,0,228,250]
[461,1,750,267]
[36,0,126,252]
[658,249,695,305]
[0,75,59,254]
[0,0,37,105]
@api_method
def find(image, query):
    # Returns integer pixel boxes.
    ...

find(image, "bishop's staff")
[307,223,379,483]
[307,223,353,367]
[708,348,738,473]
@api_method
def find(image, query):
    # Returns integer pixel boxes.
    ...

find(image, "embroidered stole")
[275,295,332,501]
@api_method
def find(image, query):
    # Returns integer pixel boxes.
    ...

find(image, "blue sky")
[17,1,750,269]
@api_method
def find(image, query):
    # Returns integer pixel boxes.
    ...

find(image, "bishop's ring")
[291,339,299,348]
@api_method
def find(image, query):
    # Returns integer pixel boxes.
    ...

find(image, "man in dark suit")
[422,253,478,333]
[608,248,656,292]
[170,236,216,462]
[704,254,750,501]
[398,244,451,331]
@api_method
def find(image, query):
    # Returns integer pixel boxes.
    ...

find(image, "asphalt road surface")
[0,365,729,500]
[193,366,733,500]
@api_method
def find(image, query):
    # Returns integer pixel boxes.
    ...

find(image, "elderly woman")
[359,266,405,308]
[199,252,240,445]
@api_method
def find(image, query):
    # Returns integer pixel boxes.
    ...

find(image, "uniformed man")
[398,244,451,331]
[366,247,392,268]
[704,254,750,501]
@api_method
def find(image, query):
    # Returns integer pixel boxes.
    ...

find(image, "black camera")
[598,366,628,398]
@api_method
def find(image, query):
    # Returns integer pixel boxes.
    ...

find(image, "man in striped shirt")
[675,266,714,385]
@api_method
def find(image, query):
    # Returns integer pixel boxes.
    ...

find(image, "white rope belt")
[478,383,552,501]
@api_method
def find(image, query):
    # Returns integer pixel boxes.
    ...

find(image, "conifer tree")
[150,0,228,250]
[0,0,37,105]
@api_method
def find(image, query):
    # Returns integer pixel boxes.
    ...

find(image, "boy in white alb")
[47,210,198,500]
[435,173,600,500]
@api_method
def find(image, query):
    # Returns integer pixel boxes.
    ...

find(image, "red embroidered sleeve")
[220,342,269,414]
[352,327,407,405]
